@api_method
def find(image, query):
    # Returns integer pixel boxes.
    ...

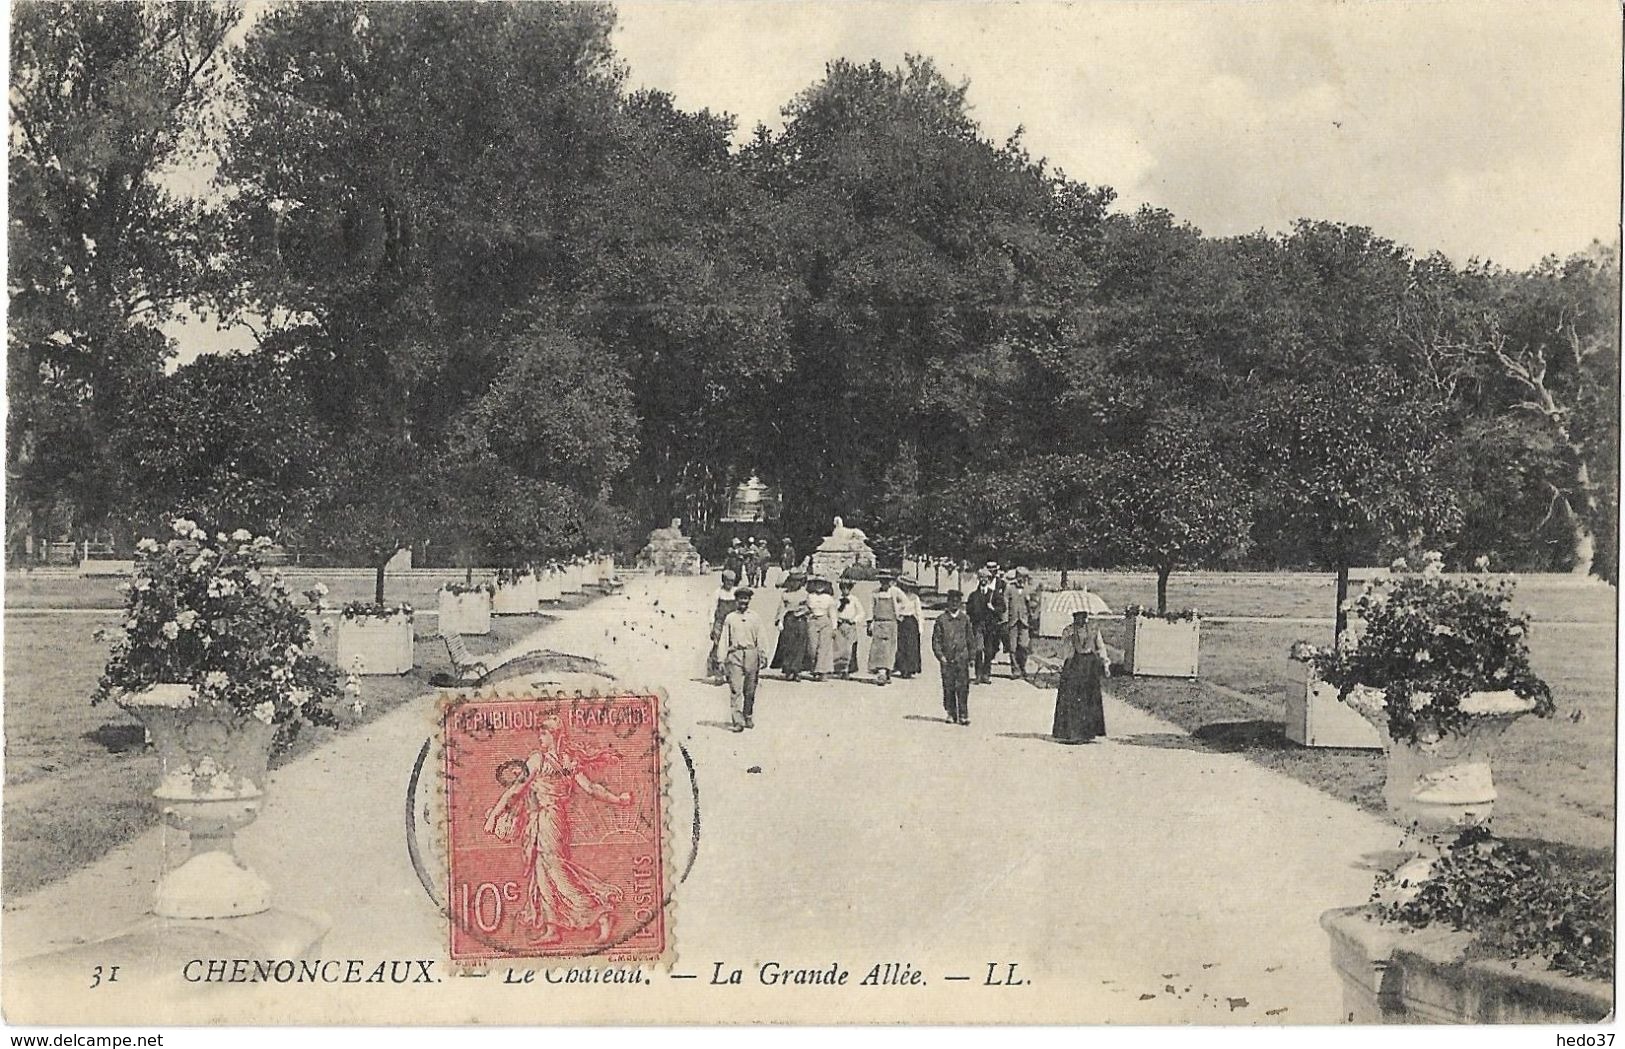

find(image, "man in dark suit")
[931,590,976,726]
[965,569,1004,685]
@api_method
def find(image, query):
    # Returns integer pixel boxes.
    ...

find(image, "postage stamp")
[441,690,669,963]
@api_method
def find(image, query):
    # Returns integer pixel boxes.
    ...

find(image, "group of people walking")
[722,536,797,589]
[708,559,1114,744]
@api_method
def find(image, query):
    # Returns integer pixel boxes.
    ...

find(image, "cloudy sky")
[612,0,1621,268]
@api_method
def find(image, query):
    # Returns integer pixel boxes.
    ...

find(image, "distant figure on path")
[867,571,901,685]
[966,568,1004,685]
[1001,568,1033,678]
[834,578,866,678]
[932,589,975,726]
[707,570,738,682]
[892,576,923,679]
[753,539,771,587]
[1052,609,1113,744]
[771,570,810,681]
[780,538,797,571]
[724,540,745,582]
[715,587,767,732]
[804,577,838,680]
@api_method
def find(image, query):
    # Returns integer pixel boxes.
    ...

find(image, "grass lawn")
[1035,611,1615,856]
[2,595,597,898]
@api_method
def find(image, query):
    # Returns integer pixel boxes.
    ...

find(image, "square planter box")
[1283,660,1383,748]
[438,589,492,636]
[1123,615,1201,677]
[336,614,414,675]
[493,577,537,615]
[561,566,585,594]
[535,569,563,603]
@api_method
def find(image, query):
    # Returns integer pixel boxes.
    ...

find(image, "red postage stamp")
[442,691,668,962]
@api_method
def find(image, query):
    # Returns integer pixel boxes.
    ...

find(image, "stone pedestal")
[809,516,876,580]
[637,519,703,575]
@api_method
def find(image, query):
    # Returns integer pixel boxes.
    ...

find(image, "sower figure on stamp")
[482,713,634,944]
[715,586,767,732]
[932,589,975,726]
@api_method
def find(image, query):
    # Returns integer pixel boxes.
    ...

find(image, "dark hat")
[944,588,963,604]
[734,587,754,600]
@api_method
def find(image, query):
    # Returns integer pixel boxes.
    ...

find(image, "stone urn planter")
[493,573,538,614]
[1122,613,1201,678]
[1342,685,1539,832]
[336,611,415,674]
[121,685,277,919]
[438,586,492,636]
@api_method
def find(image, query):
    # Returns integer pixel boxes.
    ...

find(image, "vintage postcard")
[2,0,1619,1032]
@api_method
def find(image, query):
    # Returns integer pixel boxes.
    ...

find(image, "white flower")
[246,569,262,588]
[216,532,229,543]
[1409,692,1432,711]
[195,756,220,776]
[161,621,180,640]
[1390,557,1409,572]
[204,670,229,691]
[207,577,238,597]
[1473,555,1491,572]
[253,536,274,550]
[1431,624,1455,637]
[1413,649,1431,664]
[190,527,207,541]
[136,538,159,554]
[171,518,197,537]
[252,701,276,724]
[133,577,150,591]
[1422,550,1444,564]
[1508,625,1524,637]
[175,610,198,630]
[1421,560,1444,579]
[125,618,138,630]
[231,529,252,542]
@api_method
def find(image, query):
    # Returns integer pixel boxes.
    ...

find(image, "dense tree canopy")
[7,1,1618,583]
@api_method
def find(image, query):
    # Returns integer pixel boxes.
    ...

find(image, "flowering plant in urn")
[1308,552,1553,745]
[94,518,342,746]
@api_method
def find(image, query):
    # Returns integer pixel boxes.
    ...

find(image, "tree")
[9,1,240,542]
[1095,414,1250,612]
[1249,369,1461,639]
[114,352,327,539]
[1480,246,1619,580]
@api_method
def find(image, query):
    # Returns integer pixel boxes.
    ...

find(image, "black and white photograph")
[1,0,1619,1032]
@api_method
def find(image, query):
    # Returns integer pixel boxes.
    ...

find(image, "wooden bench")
[441,632,492,685]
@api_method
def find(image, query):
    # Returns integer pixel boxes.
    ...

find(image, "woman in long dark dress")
[770,571,811,680]
[1053,609,1109,744]
[892,578,923,678]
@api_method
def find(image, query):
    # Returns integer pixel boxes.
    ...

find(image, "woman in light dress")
[803,577,839,680]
